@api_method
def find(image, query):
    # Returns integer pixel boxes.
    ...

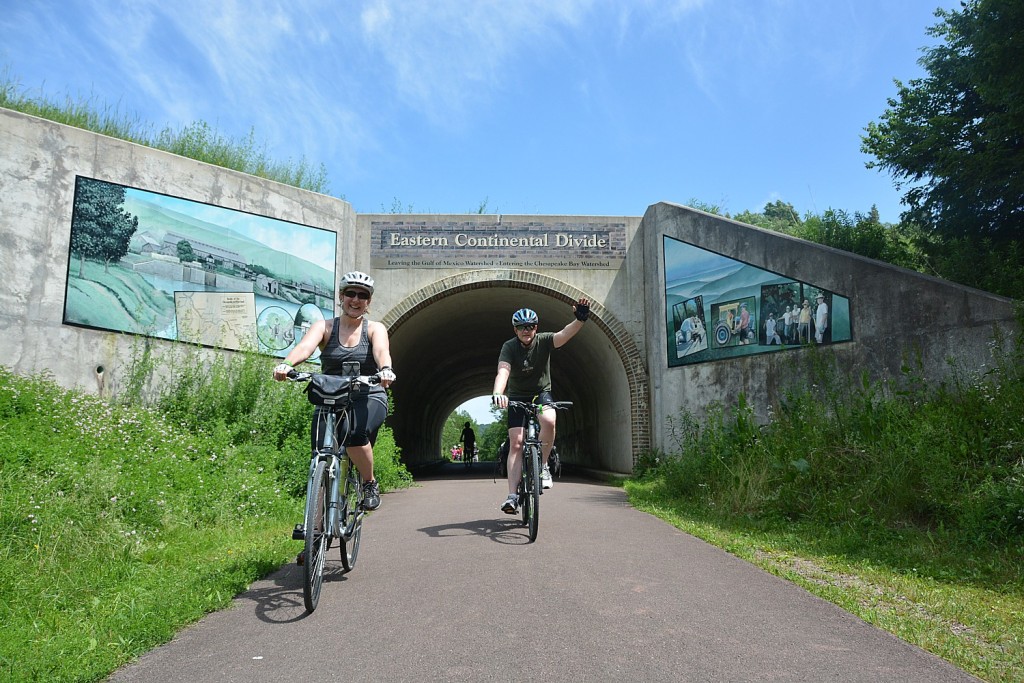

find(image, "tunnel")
[382,270,647,475]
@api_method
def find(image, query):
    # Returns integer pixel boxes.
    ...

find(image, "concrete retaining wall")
[0,108,354,397]
[2,107,1017,471]
[642,202,1018,452]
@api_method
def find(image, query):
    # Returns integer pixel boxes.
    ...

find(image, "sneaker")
[501,494,519,514]
[541,464,553,489]
[361,480,381,510]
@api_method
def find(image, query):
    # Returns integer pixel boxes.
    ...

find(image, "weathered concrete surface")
[108,469,978,683]
[643,202,1017,451]
[0,107,354,399]
[1,108,1016,475]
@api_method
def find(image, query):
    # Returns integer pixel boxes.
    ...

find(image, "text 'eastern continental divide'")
[387,232,610,248]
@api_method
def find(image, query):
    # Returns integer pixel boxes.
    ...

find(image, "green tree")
[861,0,1024,241]
[477,420,506,462]
[734,200,802,235]
[70,179,139,275]
[442,410,473,460]
[763,200,801,227]
[176,239,196,263]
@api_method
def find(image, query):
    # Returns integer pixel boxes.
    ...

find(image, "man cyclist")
[460,422,476,463]
[491,297,590,513]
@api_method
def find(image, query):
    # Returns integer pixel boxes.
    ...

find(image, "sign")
[62,176,335,359]
[370,218,627,269]
[175,291,256,349]
[663,235,851,367]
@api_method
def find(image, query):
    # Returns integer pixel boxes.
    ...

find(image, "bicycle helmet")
[341,271,374,295]
[511,308,538,326]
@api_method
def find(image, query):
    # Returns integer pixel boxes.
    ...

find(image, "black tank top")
[320,318,383,398]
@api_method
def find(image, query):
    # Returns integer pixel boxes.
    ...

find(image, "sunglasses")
[515,324,537,331]
[342,290,370,300]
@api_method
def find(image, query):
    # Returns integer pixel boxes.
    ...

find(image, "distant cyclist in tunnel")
[460,422,476,463]
[491,297,591,513]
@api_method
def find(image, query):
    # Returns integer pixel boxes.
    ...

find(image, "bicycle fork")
[293,452,331,541]
[328,456,343,537]
[526,420,543,495]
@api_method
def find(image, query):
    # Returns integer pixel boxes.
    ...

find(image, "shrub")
[639,319,1024,550]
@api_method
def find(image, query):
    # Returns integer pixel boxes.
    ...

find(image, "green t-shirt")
[499,332,556,397]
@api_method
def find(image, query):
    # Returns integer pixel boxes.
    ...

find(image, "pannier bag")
[305,374,353,406]
[548,445,561,477]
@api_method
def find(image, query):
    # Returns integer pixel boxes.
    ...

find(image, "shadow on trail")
[418,517,532,545]
[244,552,355,624]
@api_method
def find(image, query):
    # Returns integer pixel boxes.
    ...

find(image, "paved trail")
[108,466,978,682]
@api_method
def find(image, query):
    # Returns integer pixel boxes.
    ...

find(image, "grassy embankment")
[625,324,1024,682]
[0,348,411,682]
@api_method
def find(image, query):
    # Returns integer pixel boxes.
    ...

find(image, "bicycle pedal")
[292,524,305,540]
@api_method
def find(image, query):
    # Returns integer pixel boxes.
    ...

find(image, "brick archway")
[382,269,650,465]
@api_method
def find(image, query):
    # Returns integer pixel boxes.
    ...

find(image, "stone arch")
[382,269,650,466]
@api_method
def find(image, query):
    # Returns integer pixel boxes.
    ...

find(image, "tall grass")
[118,340,413,496]
[0,69,329,194]
[627,318,1024,680]
[634,338,1024,556]
[0,348,411,682]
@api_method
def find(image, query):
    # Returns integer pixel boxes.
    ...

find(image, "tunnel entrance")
[381,270,649,474]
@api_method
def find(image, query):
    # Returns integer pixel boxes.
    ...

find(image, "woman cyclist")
[272,270,396,510]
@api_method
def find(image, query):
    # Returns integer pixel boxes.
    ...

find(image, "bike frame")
[303,410,358,540]
[507,399,572,543]
[520,412,542,541]
[290,369,378,612]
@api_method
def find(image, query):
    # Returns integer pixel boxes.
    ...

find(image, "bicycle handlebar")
[285,369,382,386]
[505,400,573,414]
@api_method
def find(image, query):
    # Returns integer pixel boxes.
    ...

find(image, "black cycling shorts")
[506,391,554,429]
[310,392,388,452]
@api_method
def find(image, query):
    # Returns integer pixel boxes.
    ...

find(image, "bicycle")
[286,364,381,612]
[506,399,572,542]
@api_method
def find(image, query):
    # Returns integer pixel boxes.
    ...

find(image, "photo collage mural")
[63,176,336,360]
[663,235,851,367]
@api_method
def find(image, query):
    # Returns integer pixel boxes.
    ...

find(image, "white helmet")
[341,271,374,295]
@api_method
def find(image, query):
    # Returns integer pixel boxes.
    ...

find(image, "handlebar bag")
[306,374,353,406]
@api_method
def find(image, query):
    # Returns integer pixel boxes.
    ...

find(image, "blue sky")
[2,0,959,223]
[1,0,959,424]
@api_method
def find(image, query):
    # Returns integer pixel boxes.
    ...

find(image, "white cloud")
[355,0,594,126]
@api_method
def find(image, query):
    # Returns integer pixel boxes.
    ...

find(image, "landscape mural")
[63,176,336,359]
[664,234,851,367]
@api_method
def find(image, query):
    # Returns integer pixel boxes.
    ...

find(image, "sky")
[0,0,960,424]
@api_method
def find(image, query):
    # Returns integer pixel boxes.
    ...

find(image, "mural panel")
[63,176,336,359]
[664,235,851,367]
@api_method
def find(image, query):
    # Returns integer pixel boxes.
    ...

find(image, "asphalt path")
[108,464,978,682]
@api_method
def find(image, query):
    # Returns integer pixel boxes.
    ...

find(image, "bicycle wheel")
[303,459,330,612]
[339,463,363,572]
[523,444,540,542]
[519,447,529,527]
[519,471,529,528]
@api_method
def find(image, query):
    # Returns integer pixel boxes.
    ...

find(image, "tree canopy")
[175,239,196,263]
[69,179,138,275]
[861,0,1024,241]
